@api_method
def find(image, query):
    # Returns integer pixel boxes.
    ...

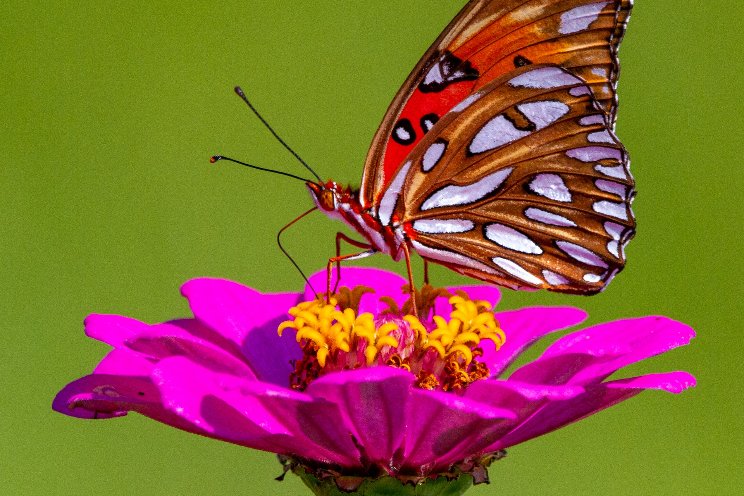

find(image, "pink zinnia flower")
[54,268,695,494]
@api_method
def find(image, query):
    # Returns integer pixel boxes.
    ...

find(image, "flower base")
[293,465,475,496]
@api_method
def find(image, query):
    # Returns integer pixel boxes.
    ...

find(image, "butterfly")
[216,0,636,296]
[304,0,636,296]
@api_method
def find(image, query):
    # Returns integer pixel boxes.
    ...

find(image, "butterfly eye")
[319,190,336,211]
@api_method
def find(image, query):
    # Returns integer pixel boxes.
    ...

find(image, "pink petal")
[490,371,696,450]
[484,307,588,377]
[126,323,256,379]
[305,268,409,314]
[180,278,302,386]
[53,373,200,437]
[84,314,149,347]
[305,367,414,467]
[606,371,697,394]
[465,379,585,417]
[94,349,154,376]
[399,388,516,473]
[455,379,585,459]
[153,357,361,467]
[511,316,695,385]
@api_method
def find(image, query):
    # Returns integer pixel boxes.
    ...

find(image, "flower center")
[278,286,505,391]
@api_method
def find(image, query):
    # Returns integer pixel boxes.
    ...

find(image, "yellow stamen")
[376,335,399,348]
[279,287,506,392]
[365,346,378,365]
[448,344,474,365]
[425,341,447,358]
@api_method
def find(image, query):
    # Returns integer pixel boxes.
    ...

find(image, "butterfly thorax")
[307,181,404,260]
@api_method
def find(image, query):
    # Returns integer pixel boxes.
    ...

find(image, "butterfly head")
[307,181,346,211]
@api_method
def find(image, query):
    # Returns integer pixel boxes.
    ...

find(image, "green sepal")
[294,466,474,496]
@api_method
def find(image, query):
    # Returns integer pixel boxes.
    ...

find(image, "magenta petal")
[305,268,409,314]
[399,388,516,473]
[84,314,150,347]
[305,367,414,466]
[484,307,588,377]
[465,379,585,417]
[457,380,585,460]
[52,373,199,437]
[181,278,302,386]
[154,357,360,467]
[512,316,695,385]
[606,371,697,393]
[126,323,256,379]
[94,349,154,376]
[490,371,696,450]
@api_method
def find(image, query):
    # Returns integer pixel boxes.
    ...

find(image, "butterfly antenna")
[209,155,313,183]
[277,206,320,298]
[233,86,322,183]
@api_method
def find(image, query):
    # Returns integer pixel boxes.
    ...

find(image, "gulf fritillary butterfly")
[218,0,636,296]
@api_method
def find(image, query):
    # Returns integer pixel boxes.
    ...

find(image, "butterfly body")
[307,0,637,295]
[308,181,405,261]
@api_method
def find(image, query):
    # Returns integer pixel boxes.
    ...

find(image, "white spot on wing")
[378,161,411,226]
[543,270,570,286]
[595,179,627,200]
[485,223,543,254]
[528,174,572,202]
[580,115,606,126]
[583,273,602,283]
[412,219,474,234]
[421,167,513,211]
[451,92,482,112]
[525,207,576,227]
[517,101,570,129]
[492,257,543,285]
[411,240,497,274]
[423,63,444,87]
[588,130,615,143]
[469,115,530,154]
[591,67,608,78]
[593,200,628,220]
[395,126,411,142]
[556,240,609,268]
[569,86,592,97]
[604,221,625,240]
[559,2,609,35]
[595,164,628,179]
[422,141,446,172]
[567,146,623,163]
[509,67,580,89]
[607,240,619,257]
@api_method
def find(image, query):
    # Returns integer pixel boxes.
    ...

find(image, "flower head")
[54,268,695,492]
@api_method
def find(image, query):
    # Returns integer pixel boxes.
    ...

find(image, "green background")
[2,1,741,494]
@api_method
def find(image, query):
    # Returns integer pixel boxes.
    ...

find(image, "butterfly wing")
[360,0,633,208]
[387,64,634,294]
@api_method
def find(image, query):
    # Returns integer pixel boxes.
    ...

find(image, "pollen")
[279,287,505,391]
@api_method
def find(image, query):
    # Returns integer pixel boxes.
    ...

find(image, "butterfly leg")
[400,242,418,317]
[334,233,373,293]
[423,259,430,286]
[326,246,376,302]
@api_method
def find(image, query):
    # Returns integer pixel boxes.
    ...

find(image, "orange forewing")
[360,0,633,208]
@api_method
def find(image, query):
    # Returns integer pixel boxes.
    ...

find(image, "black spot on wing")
[419,51,479,93]
[514,55,532,67]
[420,113,439,134]
[392,118,416,145]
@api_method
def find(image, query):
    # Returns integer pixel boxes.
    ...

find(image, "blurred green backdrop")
[2,1,742,494]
